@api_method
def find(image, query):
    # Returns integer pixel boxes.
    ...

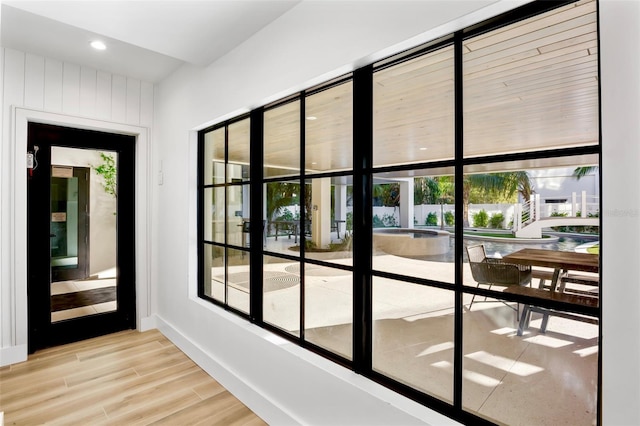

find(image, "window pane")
[305,81,353,173]
[463,0,598,157]
[264,100,300,178]
[372,167,455,284]
[373,277,454,402]
[265,181,302,257]
[373,45,454,167]
[203,243,224,302]
[228,118,250,182]
[304,177,353,263]
[226,248,250,314]
[263,255,301,337]
[462,295,598,425]
[305,264,352,360]
[227,185,250,248]
[203,187,225,244]
[203,128,225,185]
[462,156,600,291]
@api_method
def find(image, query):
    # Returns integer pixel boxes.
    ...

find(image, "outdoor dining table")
[502,248,599,292]
[502,248,599,335]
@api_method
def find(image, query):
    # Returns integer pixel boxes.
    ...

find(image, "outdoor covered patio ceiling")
[230,0,598,178]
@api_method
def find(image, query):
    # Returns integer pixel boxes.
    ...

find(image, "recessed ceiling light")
[306,116,317,121]
[419,147,428,151]
[90,40,107,51]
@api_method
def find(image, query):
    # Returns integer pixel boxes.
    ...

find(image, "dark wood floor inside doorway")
[0,329,267,425]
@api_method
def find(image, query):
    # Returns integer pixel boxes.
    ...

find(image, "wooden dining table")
[502,248,599,292]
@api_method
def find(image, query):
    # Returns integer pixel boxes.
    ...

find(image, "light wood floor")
[0,329,267,425]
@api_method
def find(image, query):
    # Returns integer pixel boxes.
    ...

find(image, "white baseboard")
[0,344,28,367]
[155,315,298,426]
[139,314,157,332]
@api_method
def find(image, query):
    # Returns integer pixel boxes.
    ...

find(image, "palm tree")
[463,172,533,227]
[573,166,598,180]
[265,182,299,223]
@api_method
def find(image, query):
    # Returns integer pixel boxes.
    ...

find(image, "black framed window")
[198,1,601,424]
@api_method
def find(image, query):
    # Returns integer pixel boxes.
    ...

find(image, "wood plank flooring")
[0,329,267,425]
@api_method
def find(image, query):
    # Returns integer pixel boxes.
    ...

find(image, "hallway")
[0,330,266,425]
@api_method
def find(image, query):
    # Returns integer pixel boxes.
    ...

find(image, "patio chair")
[466,244,532,311]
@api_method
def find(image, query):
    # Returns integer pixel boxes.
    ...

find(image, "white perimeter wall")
[152,0,640,424]
[0,47,154,363]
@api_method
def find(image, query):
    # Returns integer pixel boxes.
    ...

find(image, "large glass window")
[374,45,455,167]
[198,1,600,423]
[463,0,598,157]
[200,117,251,315]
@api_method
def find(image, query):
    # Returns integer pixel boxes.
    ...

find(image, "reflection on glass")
[305,81,353,173]
[204,187,225,244]
[305,265,352,360]
[462,295,598,425]
[372,168,455,284]
[373,277,454,402]
[227,185,249,248]
[50,147,118,323]
[373,45,455,167]
[264,100,300,178]
[265,181,301,256]
[204,127,225,185]
[263,255,301,337]
[228,118,250,182]
[463,0,598,157]
[204,243,225,303]
[227,248,250,314]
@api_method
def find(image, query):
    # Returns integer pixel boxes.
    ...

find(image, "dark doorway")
[27,122,136,352]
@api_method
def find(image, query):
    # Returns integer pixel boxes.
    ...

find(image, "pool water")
[410,235,599,263]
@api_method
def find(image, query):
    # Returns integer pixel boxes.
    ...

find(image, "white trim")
[4,107,153,365]
[0,344,27,367]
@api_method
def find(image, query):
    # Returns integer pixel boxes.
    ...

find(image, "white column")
[311,178,331,249]
[572,192,577,217]
[581,190,587,217]
[398,179,414,228]
[334,183,347,236]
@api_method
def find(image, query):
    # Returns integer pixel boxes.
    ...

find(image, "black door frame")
[27,122,136,352]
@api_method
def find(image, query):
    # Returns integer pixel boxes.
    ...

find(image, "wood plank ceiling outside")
[225,0,598,178]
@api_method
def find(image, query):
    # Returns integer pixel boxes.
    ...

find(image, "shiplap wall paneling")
[62,62,81,115]
[111,74,127,123]
[80,67,97,117]
[126,78,141,125]
[2,48,26,348]
[0,47,5,349]
[140,81,154,127]
[96,70,112,120]
[44,58,63,112]
[24,54,45,110]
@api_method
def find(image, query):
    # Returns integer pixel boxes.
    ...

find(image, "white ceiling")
[1,1,301,82]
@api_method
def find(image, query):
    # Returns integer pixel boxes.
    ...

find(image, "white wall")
[600,1,640,424]
[152,1,561,425]
[0,47,154,363]
[154,0,640,423]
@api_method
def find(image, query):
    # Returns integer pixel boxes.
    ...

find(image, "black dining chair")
[466,244,532,311]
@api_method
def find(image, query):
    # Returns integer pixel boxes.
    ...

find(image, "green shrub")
[425,212,438,226]
[488,212,505,229]
[382,213,398,227]
[444,211,455,226]
[373,214,385,228]
[472,209,489,227]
